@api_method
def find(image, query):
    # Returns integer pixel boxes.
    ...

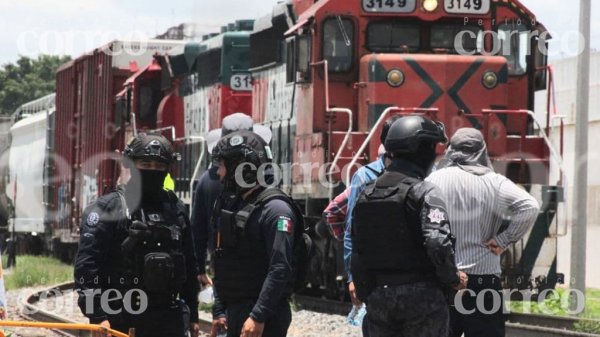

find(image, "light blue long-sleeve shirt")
[344,156,385,282]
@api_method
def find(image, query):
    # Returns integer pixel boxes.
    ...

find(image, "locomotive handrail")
[149,126,176,140]
[310,59,355,200]
[550,115,567,166]
[248,61,278,73]
[345,107,439,186]
[480,109,565,187]
[327,107,352,201]
[189,136,207,204]
[130,112,138,137]
[311,60,330,109]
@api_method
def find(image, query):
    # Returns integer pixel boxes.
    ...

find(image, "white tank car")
[6,94,55,237]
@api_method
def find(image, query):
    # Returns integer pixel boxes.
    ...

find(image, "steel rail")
[11,282,215,337]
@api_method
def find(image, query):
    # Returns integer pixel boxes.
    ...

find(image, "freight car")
[47,39,183,260]
[4,94,56,254]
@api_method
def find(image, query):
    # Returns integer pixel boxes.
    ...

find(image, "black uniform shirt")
[190,166,223,274]
[213,192,296,323]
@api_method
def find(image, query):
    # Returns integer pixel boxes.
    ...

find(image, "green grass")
[2,255,73,290]
[509,288,600,333]
[509,288,600,318]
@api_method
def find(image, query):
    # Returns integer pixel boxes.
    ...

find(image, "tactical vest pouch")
[171,251,187,287]
[219,209,237,248]
[143,252,174,292]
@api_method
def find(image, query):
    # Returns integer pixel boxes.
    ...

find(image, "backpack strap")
[113,187,132,231]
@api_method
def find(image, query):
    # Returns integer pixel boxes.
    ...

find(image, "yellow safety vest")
[164,173,175,191]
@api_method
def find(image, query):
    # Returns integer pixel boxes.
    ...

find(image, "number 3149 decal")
[362,0,416,13]
[444,0,490,14]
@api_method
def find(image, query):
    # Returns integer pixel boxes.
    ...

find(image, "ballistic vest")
[351,171,436,284]
[120,191,187,299]
[213,188,308,303]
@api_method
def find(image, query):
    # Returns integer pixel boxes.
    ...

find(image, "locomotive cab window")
[137,82,162,126]
[322,17,354,73]
[197,48,222,86]
[431,25,483,54]
[297,35,312,81]
[367,22,420,53]
[286,39,296,83]
[498,23,529,76]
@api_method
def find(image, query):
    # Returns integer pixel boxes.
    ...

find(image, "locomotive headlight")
[387,69,405,87]
[482,71,499,89]
[423,0,439,12]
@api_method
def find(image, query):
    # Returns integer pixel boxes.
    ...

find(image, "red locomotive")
[249,0,562,296]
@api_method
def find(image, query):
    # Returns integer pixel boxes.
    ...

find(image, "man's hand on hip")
[484,238,506,256]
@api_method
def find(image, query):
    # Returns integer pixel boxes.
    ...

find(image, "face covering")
[436,128,494,176]
[140,169,168,197]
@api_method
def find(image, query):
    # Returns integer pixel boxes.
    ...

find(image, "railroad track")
[15,283,600,337]
[16,282,213,337]
[19,282,86,337]
[293,295,600,337]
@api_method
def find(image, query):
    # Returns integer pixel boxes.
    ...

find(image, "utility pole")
[570,0,591,313]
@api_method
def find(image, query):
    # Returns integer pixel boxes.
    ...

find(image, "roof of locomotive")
[287,0,548,35]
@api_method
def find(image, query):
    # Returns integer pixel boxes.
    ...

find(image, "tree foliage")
[0,55,71,115]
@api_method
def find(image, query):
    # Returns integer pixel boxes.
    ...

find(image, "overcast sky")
[0,0,597,65]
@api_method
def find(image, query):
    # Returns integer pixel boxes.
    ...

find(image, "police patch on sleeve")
[87,212,100,226]
[276,216,293,234]
[427,208,446,224]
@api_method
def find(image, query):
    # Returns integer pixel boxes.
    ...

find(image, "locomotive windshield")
[366,22,420,53]
[498,23,529,75]
[430,25,483,54]
[323,17,354,72]
[366,21,484,54]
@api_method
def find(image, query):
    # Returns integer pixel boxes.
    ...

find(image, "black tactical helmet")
[384,116,447,154]
[212,130,273,193]
[123,133,179,164]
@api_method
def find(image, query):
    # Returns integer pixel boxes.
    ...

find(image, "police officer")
[351,116,467,337]
[210,130,297,337]
[74,133,200,337]
[191,113,272,287]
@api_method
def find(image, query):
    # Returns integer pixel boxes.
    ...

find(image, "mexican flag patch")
[277,217,293,233]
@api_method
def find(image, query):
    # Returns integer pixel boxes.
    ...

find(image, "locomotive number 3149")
[362,0,416,13]
[444,0,490,14]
